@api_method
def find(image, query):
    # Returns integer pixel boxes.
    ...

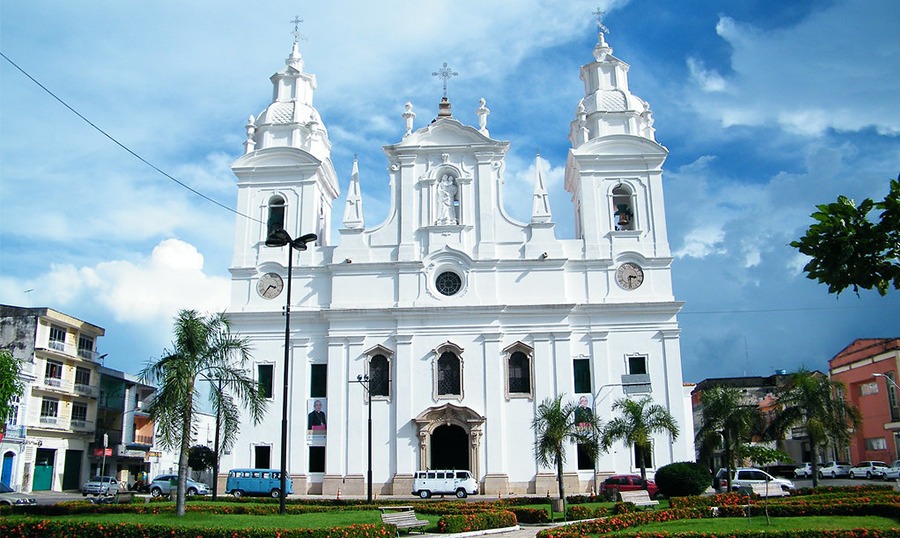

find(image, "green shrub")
[436,509,516,533]
[654,461,711,497]
[509,507,550,523]
[0,521,392,538]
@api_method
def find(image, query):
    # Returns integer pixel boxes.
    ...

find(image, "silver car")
[818,461,851,478]
[0,482,37,506]
[149,474,210,497]
[882,460,900,481]
[81,476,120,496]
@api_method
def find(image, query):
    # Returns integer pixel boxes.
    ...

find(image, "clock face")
[257,272,284,299]
[615,262,644,290]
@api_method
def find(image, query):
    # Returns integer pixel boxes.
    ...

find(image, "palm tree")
[767,369,861,488]
[532,394,602,513]
[141,310,267,516]
[601,396,679,486]
[694,386,761,491]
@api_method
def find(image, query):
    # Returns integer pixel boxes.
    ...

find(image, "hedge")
[436,509,517,533]
[0,521,393,538]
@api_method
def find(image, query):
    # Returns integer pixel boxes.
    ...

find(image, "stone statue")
[437,174,458,225]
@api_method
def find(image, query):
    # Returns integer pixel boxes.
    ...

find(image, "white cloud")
[686,57,727,93]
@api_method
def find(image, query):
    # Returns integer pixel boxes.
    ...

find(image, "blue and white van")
[225,468,294,498]
[412,470,478,498]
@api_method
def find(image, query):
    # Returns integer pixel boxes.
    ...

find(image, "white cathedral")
[222,24,694,496]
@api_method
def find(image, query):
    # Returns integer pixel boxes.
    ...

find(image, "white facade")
[224,31,693,496]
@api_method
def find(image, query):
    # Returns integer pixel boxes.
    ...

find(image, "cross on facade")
[593,8,610,35]
[290,16,306,43]
[432,62,458,99]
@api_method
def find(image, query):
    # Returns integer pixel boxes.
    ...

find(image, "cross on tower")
[432,62,458,99]
[290,16,306,43]
[593,8,610,35]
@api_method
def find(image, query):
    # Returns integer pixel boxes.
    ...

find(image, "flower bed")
[436,509,517,533]
[0,521,393,538]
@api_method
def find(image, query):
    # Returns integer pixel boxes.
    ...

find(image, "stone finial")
[342,157,364,229]
[243,115,257,154]
[476,98,490,136]
[531,153,552,224]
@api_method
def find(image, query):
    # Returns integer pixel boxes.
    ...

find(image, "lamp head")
[873,373,885,377]
[265,229,291,247]
[357,374,363,381]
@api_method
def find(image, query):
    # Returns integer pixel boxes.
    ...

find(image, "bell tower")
[564,17,671,262]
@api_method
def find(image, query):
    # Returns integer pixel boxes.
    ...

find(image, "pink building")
[829,339,900,464]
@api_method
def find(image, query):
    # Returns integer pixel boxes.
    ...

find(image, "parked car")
[818,461,852,479]
[849,461,888,479]
[794,463,814,478]
[599,474,660,500]
[149,474,210,497]
[715,467,796,493]
[882,460,900,481]
[225,468,293,498]
[81,476,119,496]
[0,482,36,506]
[411,469,479,499]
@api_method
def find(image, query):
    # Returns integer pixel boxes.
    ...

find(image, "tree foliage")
[531,394,602,512]
[767,369,861,488]
[694,386,761,491]
[141,310,267,516]
[0,349,25,429]
[654,461,711,497]
[791,176,900,296]
[601,396,679,484]
[188,445,216,476]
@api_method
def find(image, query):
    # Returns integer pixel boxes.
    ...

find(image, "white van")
[412,470,478,498]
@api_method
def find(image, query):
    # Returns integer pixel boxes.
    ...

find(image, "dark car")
[599,474,660,500]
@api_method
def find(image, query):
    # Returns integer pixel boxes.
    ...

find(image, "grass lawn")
[3,508,442,532]
[608,515,900,534]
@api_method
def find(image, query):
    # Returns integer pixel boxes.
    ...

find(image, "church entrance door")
[430,424,468,470]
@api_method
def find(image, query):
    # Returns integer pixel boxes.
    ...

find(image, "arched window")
[437,352,461,396]
[267,195,286,238]
[612,185,635,231]
[508,351,530,394]
[369,354,389,397]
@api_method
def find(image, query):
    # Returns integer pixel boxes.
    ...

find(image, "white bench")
[749,483,789,498]
[379,506,429,535]
[618,490,659,508]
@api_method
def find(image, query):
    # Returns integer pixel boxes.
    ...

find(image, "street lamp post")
[873,372,900,391]
[265,229,317,515]
[351,374,373,504]
[591,380,652,497]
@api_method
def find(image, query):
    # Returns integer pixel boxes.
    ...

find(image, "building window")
[438,353,461,395]
[433,343,464,400]
[865,437,888,451]
[45,360,63,387]
[71,402,88,424]
[254,445,271,469]
[257,364,274,399]
[369,354,390,397]
[40,398,59,424]
[267,195,286,238]
[628,356,648,375]
[49,325,66,351]
[310,364,327,398]
[577,443,595,470]
[634,443,653,469]
[860,382,879,396]
[77,335,94,359]
[887,372,900,422]
[504,343,534,399]
[75,366,91,387]
[612,184,636,231]
[573,358,591,394]
[309,446,325,473]
[8,396,20,426]
[435,271,462,296]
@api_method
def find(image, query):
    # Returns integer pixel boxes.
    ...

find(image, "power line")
[0,51,261,224]
[680,303,898,315]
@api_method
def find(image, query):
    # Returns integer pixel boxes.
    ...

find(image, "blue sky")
[1,0,898,382]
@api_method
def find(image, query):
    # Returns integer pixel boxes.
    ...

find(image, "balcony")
[39,416,60,426]
[41,376,74,394]
[133,434,153,445]
[39,342,105,363]
[70,419,94,432]
[74,384,99,398]
[3,425,26,439]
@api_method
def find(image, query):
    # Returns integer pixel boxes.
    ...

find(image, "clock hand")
[266,285,276,292]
